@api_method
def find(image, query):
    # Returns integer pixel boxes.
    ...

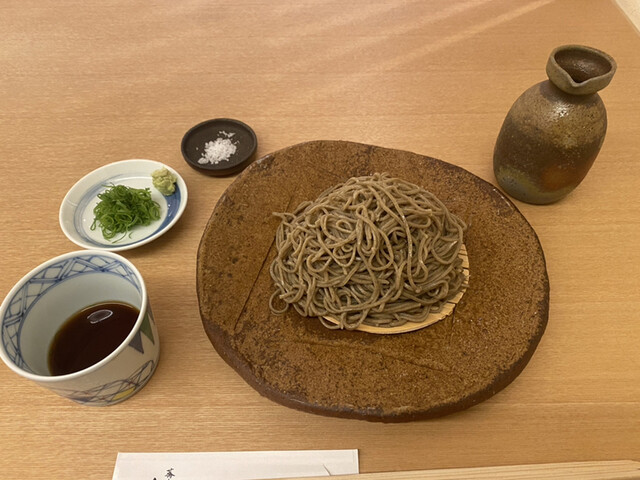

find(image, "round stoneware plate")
[59,159,187,251]
[197,140,550,422]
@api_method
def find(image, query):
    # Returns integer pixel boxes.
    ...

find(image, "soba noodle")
[269,173,467,330]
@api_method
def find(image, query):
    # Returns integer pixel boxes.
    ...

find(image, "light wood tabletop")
[1,0,639,478]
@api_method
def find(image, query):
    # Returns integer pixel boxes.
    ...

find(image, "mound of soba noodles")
[269,173,467,330]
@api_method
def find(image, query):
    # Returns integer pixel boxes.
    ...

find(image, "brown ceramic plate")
[197,140,549,422]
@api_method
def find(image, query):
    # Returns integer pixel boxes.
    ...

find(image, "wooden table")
[1,0,639,478]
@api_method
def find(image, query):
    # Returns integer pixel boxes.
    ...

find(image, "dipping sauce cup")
[0,250,159,405]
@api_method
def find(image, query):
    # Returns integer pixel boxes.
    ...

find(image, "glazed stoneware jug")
[493,45,616,204]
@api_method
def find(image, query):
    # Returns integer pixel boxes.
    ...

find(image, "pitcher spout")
[546,44,616,95]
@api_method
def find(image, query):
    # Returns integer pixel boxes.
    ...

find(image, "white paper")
[112,449,359,480]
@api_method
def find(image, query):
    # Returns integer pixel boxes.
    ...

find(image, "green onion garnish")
[90,184,161,242]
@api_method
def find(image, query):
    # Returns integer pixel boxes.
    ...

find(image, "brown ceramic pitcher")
[493,45,616,204]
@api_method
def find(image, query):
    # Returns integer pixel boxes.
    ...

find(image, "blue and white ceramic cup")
[0,251,159,406]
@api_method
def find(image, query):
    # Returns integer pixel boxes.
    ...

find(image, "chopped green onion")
[90,184,161,242]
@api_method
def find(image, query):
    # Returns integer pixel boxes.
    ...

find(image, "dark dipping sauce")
[48,301,139,376]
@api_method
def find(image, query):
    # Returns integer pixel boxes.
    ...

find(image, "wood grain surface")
[286,461,640,480]
[0,0,638,478]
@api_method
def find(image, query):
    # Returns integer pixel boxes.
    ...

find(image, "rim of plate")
[59,159,188,252]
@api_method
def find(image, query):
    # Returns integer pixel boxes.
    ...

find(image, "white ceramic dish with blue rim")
[59,159,187,251]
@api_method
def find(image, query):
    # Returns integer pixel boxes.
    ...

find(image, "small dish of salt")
[181,118,257,176]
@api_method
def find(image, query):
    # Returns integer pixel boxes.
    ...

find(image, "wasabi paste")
[151,167,177,196]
